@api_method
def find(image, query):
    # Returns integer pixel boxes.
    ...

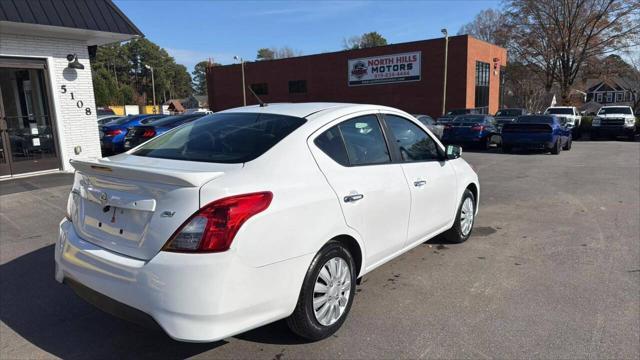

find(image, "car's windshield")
[546,108,573,115]
[517,116,553,124]
[148,113,206,127]
[133,112,306,163]
[496,109,522,116]
[598,107,632,115]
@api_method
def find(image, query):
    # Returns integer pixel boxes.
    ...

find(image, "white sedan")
[56,103,479,342]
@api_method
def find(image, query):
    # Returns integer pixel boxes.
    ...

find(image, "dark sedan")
[441,115,499,150]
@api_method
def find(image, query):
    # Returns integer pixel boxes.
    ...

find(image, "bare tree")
[505,0,640,104]
[457,9,509,47]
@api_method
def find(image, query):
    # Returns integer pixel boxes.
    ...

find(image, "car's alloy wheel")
[460,197,474,236]
[443,189,476,243]
[287,241,356,341]
[312,257,351,326]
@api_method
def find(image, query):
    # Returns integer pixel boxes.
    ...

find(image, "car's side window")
[384,114,441,162]
[337,115,391,166]
[314,126,349,166]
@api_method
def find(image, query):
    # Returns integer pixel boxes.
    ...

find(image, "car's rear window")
[496,109,522,116]
[546,108,573,115]
[516,116,553,124]
[147,113,205,127]
[454,115,485,124]
[132,112,306,163]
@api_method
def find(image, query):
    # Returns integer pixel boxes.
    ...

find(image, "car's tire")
[550,138,561,154]
[481,135,491,150]
[442,189,476,244]
[629,133,636,142]
[502,144,512,153]
[562,135,572,150]
[287,241,356,341]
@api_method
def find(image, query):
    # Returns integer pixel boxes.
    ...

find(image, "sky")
[114,0,501,73]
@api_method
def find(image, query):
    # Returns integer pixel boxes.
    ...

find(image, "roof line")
[215,34,472,68]
[105,0,143,36]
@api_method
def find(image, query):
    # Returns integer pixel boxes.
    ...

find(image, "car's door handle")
[413,180,427,187]
[343,194,364,203]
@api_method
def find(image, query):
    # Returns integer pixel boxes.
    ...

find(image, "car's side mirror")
[445,144,462,160]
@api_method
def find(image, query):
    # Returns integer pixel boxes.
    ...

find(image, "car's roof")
[547,106,572,108]
[219,102,393,119]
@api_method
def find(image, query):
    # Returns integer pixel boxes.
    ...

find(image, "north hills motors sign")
[348,51,421,86]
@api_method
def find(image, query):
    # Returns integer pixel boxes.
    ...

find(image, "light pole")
[144,64,157,113]
[441,28,449,116]
[234,56,246,106]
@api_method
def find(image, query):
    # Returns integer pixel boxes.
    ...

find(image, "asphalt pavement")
[1,140,638,359]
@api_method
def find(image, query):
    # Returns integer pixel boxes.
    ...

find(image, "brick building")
[0,0,141,177]
[207,35,507,118]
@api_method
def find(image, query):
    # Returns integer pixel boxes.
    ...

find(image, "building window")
[474,61,490,110]
[616,92,623,102]
[596,93,602,103]
[288,80,307,94]
[250,83,268,95]
[499,69,505,109]
[606,92,613,102]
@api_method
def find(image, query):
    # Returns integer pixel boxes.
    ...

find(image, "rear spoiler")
[70,158,224,187]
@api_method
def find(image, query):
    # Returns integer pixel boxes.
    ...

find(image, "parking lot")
[1,140,638,359]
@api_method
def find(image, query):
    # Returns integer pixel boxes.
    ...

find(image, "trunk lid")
[69,155,241,260]
[502,123,552,133]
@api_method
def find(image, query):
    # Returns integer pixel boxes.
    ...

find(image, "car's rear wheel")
[562,135,572,150]
[442,189,475,243]
[550,138,561,154]
[287,241,356,341]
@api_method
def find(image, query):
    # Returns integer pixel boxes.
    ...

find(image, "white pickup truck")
[591,106,636,141]
[545,106,582,135]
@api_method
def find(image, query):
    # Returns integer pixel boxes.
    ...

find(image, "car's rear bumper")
[55,219,312,342]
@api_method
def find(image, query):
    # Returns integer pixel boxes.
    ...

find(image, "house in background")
[584,77,638,108]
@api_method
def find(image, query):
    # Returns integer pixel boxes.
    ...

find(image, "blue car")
[100,114,166,154]
[501,115,572,154]
[123,113,210,150]
[441,114,499,149]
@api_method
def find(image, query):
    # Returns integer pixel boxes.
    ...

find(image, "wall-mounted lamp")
[66,54,84,70]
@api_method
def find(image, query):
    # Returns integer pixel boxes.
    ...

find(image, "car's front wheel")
[442,189,476,243]
[287,241,356,341]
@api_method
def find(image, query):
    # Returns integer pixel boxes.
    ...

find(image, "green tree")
[343,32,388,49]
[257,48,275,60]
[90,38,193,105]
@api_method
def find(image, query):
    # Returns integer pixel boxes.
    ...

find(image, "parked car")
[441,115,499,149]
[544,106,581,135]
[183,108,213,114]
[100,114,166,155]
[97,115,122,126]
[123,113,210,150]
[591,106,636,141]
[57,103,479,343]
[436,108,484,124]
[494,108,528,132]
[97,107,116,116]
[501,115,572,154]
[413,114,444,139]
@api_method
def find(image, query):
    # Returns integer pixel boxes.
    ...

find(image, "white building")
[0,0,141,178]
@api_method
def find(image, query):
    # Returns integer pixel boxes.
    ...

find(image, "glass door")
[0,60,60,176]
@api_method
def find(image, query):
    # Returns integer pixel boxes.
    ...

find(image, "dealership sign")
[348,51,421,86]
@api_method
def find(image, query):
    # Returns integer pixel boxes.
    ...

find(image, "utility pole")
[234,56,246,106]
[441,28,449,116]
[144,64,157,113]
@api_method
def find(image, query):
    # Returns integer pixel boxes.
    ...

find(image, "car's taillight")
[471,124,485,131]
[142,129,156,137]
[105,129,122,137]
[163,192,273,253]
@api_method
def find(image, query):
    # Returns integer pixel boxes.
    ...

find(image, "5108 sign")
[60,85,92,115]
